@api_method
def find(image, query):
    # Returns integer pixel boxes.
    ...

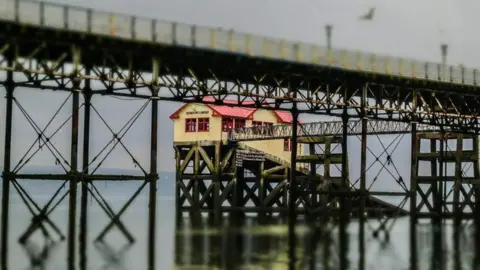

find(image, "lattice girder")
[230,119,451,142]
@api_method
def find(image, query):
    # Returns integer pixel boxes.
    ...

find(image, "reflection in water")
[4,188,480,269]
[93,240,133,270]
[175,215,294,269]
[21,239,59,270]
[174,215,479,270]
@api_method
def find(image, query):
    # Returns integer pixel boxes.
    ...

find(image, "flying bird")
[359,8,375,21]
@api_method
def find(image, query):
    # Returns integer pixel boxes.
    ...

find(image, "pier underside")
[174,139,408,219]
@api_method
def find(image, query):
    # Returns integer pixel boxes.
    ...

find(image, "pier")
[1,0,480,269]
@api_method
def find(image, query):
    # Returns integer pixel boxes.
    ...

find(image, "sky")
[1,0,480,176]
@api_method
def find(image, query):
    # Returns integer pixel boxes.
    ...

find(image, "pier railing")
[229,120,445,141]
[1,0,480,86]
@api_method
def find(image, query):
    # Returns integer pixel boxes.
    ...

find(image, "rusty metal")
[0,21,480,130]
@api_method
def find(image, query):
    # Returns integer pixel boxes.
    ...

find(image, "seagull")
[359,8,375,21]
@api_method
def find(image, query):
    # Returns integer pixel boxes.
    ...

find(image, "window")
[198,118,210,132]
[263,122,273,126]
[185,118,197,132]
[222,118,247,132]
[222,118,234,132]
[284,139,292,151]
[235,119,246,129]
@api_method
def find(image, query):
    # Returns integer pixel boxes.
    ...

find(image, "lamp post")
[441,44,448,81]
[325,24,333,51]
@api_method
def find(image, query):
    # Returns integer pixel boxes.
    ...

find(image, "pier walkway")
[0,0,479,87]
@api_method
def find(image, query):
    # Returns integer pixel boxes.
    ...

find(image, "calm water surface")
[0,180,477,269]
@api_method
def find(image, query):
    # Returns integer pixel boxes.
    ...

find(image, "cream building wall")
[172,103,223,142]
[173,103,304,163]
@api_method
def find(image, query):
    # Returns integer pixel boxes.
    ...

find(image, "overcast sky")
[0,0,478,195]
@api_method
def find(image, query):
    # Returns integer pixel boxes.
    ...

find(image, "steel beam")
[0,28,480,131]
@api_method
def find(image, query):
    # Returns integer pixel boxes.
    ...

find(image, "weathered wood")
[417,151,477,161]
[175,143,237,217]
[297,136,343,144]
[414,133,480,219]
[416,132,476,139]
[296,154,343,164]
[175,138,411,218]
[263,165,287,176]
[174,141,218,146]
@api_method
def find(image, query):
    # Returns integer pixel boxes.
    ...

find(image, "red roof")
[169,97,298,124]
[274,110,295,124]
[203,97,257,119]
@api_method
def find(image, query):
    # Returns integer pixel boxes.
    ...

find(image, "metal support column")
[234,163,246,221]
[475,131,480,269]
[308,143,317,218]
[1,52,14,268]
[79,64,91,270]
[453,134,462,270]
[432,133,444,270]
[410,89,418,270]
[148,58,160,270]
[358,86,367,270]
[288,107,299,270]
[212,141,221,224]
[339,103,349,270]
[68,46,81,269]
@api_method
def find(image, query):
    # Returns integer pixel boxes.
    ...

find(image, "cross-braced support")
[295,135,345,216]
[292,112,410,269]
[296,118,409,218]
[413,131,480,269]
[414,132,479,219]
[174,141,236,220]
[174,139,344,218]
[0,41,161,269]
